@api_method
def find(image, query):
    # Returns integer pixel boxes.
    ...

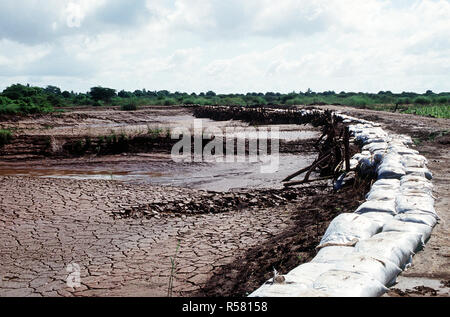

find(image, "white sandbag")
[313,270,388,297]
[250,262,337,297]
[401,154,428,168]
[377,164,406,179]
[317,214,382,249]
[371,178,401,189]
[296,289,331,297]
[364,138,386,144]
[401,182,434,195]
[388,145,419,155]
[383,219,432,243]
[363,142,388,153]
[349,159,359,170]
[396,194,436,215]
[311,246,355,264]
[401,187,435,197]
[382,153,404,165]
[358,212,394,226]
[249,276,314,298]
[355,200,397,215]
[366,187,399,201]
[400,175,433,187]
[394,135,413,146]
[333,253,402,286]
[395,213,438,227]
[377,153,406,179]
[354,232,423,268]
[288,263,336,282]
[250,263,335,297]
[404,167,433,180]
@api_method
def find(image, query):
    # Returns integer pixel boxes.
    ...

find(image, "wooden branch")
[283,176,334,187]
[282,150,331,182]
[303,153,332,182]
[344,126,351,172]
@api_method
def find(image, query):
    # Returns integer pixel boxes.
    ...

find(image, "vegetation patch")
[0,129,13,147]
[402,105,450,119]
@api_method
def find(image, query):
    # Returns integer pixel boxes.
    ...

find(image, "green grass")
[0,129,13,147]
[402,105,450,119]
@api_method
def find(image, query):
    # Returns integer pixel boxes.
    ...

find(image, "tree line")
[0,83,449,115]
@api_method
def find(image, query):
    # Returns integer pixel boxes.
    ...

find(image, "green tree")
[90,87,116,102]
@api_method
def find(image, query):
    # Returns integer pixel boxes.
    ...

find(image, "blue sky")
[0,0,449,93]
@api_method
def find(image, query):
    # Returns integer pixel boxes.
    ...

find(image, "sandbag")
[354,232,423,269]
[333,253,402,286]
[401,187,435,197]
[363,142,388,153]
[311,246,355,264]
[401,154,428,168]
[377,153,406,179]
[366,187,399,201]
[394,213,438,227]
[317,214,381,249]
[371,179,401,189]
[355,200,397,215]
[383,219,432,243]
[313,270,388,297]
[396,194,436,215]
[377,164,406,179]
[404,167,433,180]
[400,175,433,188]
[358,212,394,226]
[288,263,336,282]
[249,276,314,298]
[388,145,419,155]
[250,263,335,297]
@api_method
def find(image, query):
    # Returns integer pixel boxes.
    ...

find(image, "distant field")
[401,105,450,119]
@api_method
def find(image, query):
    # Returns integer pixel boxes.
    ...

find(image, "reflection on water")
[0,153,316,192]
[0,168,167,182]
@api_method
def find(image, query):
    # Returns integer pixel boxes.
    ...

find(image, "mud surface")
[0,106,330,297]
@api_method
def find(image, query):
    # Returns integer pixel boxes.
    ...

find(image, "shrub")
[0,129,13,147]
[414,97,431,105]
[121,103,138,111]
[93,100,104,107]
[346,96,369,107]
[163,98,177,106]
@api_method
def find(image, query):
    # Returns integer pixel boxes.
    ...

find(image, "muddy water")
[1,113,320,192]
[0,153,316,192]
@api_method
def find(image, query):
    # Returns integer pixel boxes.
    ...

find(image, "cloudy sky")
[0,0,449,94]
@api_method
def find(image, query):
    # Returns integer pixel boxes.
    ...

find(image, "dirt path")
[324,106,449,296]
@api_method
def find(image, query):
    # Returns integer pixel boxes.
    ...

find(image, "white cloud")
[0,0,449,93]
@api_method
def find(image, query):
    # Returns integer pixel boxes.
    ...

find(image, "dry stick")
[284,176,334,187]
[344,126,351,172]
[303,153,332,182]
[282,149,332,182]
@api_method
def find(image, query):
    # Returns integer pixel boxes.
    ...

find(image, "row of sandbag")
[250,114,438,297]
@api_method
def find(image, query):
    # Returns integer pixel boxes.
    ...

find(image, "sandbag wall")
[250,113,439,297]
